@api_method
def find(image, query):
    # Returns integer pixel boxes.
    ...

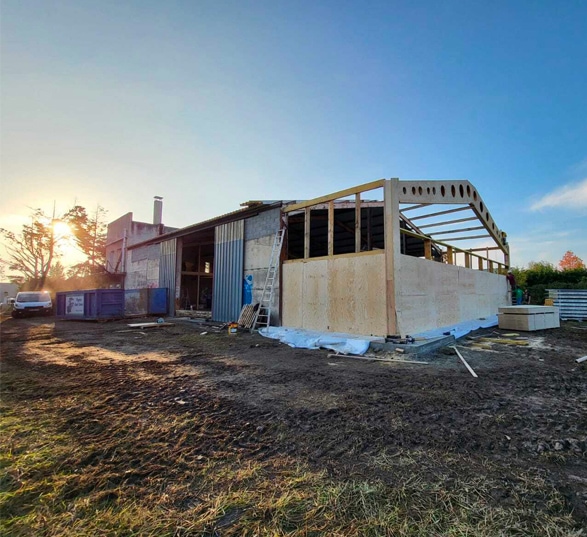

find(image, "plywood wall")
[282,251,387,336]
[396,255,508,335]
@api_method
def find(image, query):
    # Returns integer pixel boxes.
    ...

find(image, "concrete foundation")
[370,335,456,356]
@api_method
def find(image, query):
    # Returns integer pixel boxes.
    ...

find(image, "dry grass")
[0,354,583,537]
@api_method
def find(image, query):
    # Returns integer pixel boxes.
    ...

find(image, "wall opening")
[178,229,215,313]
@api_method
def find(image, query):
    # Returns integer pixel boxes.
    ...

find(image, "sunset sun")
[52,220,73,239]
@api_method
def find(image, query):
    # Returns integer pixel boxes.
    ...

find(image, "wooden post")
[489,260,494,272]
[446,246,453,265]
[355,193,361,253]
[367,207,372,250]
[173,237,183,316]
[384,179,399,336]
[304,207,311,259]
[478,256,483,270]
[424,239,432,260]
[465,253,471,269]
[328,201,334,256]
[196,244,201,308]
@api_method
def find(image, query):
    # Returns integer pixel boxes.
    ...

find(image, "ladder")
[251,228,286,333]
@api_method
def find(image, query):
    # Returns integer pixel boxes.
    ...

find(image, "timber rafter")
[397,180,508,257]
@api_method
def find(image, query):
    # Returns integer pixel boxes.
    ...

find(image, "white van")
[12,291,53,318]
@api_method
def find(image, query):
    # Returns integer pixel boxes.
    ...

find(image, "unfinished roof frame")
[283,178,509,269]
[282,178,509,336]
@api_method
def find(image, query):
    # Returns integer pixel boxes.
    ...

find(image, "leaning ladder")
[251,228,286,333]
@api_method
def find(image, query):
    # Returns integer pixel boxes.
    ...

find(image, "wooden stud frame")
[397,179,508,257]
[327,201,334,256]
[281,178,510,339]
[283,178,509,270]
[282,179,386,214]
[417,216,478,229]
[355,193,361,254]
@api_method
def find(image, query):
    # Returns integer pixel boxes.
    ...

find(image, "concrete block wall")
[244,209,281,324]
[106,212,176,274]
[125,244,160,289]
[129,221,164,247]
[244,208,281,241]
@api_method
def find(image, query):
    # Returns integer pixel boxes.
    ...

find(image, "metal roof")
[127,201,285,250]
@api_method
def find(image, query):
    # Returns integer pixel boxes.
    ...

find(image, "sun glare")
[52,221,73,238]
[52,221,84,264]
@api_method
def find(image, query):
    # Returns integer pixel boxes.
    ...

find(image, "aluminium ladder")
[251,228,286,333]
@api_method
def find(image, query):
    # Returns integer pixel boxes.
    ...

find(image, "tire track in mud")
[2,317,586,524]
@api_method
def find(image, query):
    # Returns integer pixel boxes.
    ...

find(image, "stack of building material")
[547,289,587,321]
[497,305,560,331]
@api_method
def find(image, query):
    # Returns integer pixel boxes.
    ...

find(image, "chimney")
[153,196,163,226]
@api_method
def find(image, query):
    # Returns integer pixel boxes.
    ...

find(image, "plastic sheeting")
[412,315,498,340]
[259,327,382,355]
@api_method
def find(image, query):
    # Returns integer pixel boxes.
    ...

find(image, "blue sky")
[1,0,586,268]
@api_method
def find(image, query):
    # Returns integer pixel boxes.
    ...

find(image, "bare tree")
[0,258,8,281]
[0,209,61,290]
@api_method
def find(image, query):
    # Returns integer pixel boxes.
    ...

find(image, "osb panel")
[302,259,329,331]
[457,267,476,293]
[398,255,507,335]
[327,253,387,336]
[282,262,304,328]
[396,294,440,336]
[282,252,387,336]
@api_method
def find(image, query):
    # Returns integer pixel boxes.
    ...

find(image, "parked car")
[11,291,53,318]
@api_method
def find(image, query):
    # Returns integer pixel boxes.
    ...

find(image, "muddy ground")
[1,315,586,534]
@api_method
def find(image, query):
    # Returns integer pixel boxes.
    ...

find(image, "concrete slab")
[370,334,455,356]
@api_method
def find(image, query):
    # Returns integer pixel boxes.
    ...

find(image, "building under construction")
[106,178,510,337]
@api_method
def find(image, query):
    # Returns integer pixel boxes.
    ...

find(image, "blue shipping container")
[56,289,125,320]
[148,288,168,314]
[124,288,168,316]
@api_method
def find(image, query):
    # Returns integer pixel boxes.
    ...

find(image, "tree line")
[511,251,587,304]
[0,205,108,292]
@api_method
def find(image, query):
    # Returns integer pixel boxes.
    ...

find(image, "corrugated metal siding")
[213,220,244,322]
[159,239,177,316]
[547,289,587,321]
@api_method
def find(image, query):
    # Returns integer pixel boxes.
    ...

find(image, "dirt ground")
[1,315,586,535]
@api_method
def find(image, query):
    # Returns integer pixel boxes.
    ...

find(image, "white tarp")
[412,315,498,340]
[258,326,381,355]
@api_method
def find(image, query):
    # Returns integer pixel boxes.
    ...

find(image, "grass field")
[1,318,585,536]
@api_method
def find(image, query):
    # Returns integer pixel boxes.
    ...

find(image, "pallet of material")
[497,306,560,331]
[238,304,258,329]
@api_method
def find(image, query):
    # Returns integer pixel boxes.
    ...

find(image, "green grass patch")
[0,358,582,537]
